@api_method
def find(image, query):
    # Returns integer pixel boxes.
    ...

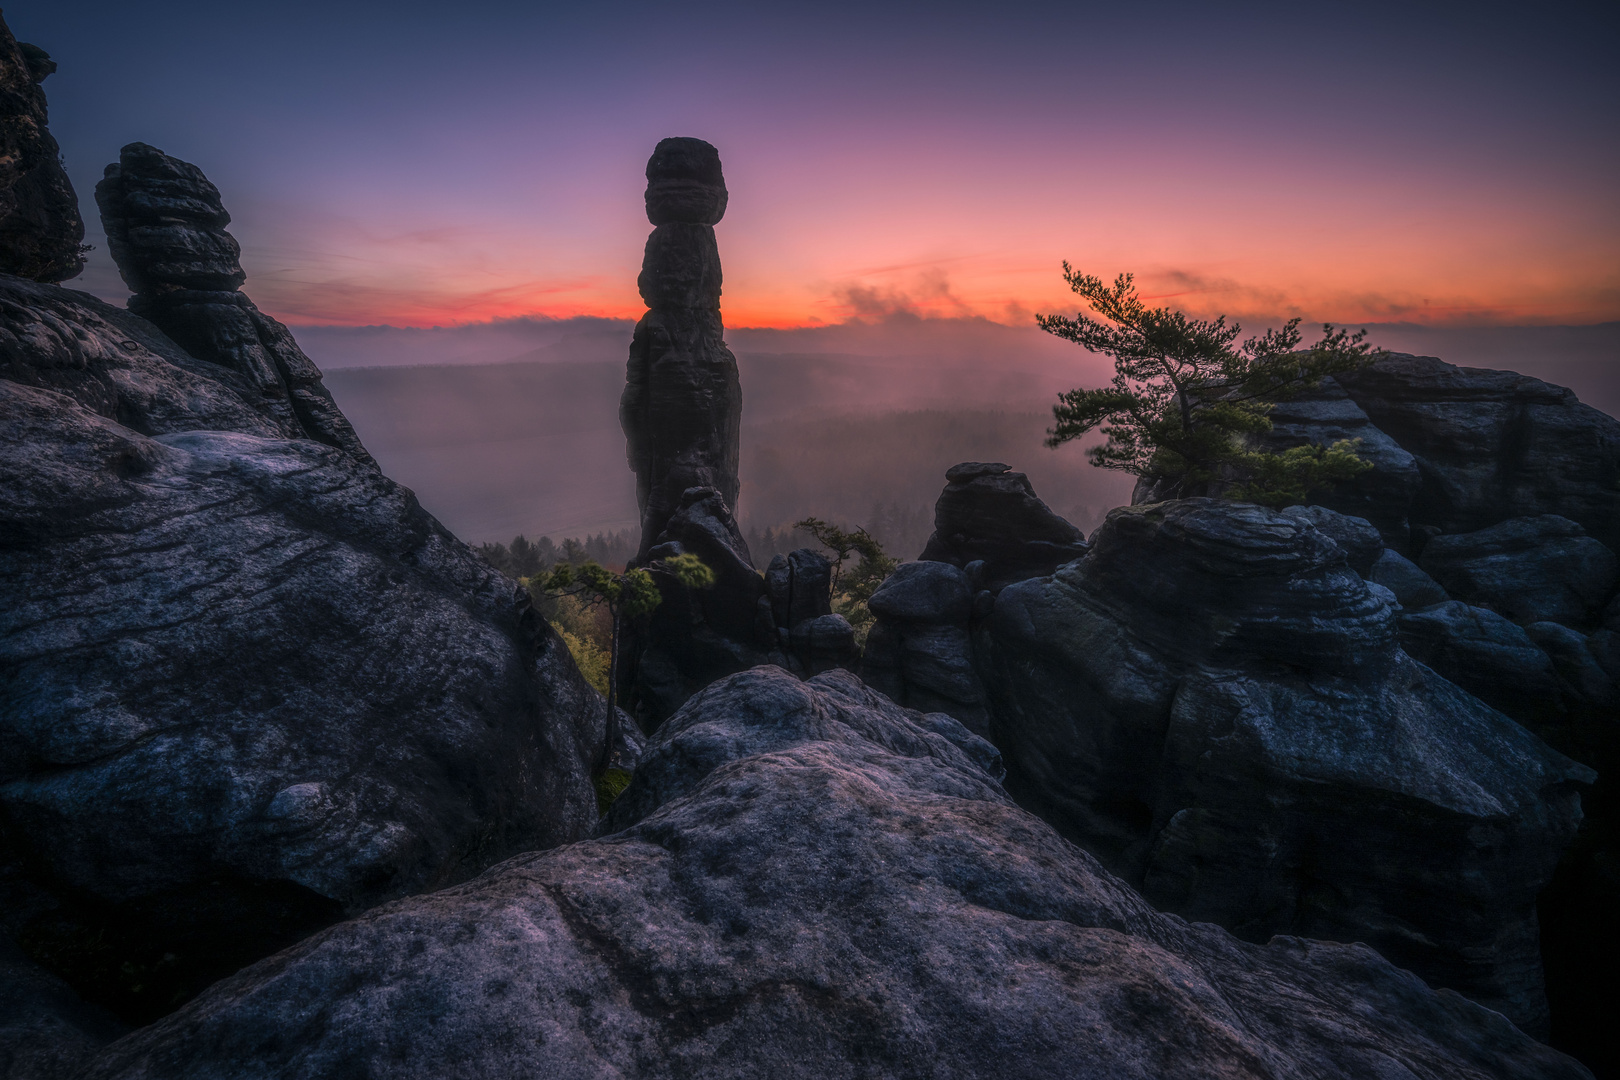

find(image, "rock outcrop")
[976,498,1593,1033]
[0,937,123,1080]
[1247,353,1620,554]
[1418,515,1618,629]
[918,461,1089,592]
[2,271,605,1022]
[78,668,1589,1080]
[618,140,775,725]
[0,19,83,283]
[764,548,859,675]
[94,143,372,465]
[861,560,990,734]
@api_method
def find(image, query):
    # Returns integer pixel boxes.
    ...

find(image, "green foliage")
[1226,439,1374,506]
[594,767,633,815]
[794,517,899,638]
[660,551,717,592]
[556,626,611,695]
[1036,266,1382,502]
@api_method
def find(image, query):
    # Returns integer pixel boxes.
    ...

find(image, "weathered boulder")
[79,667,1589,1080]
[862,560,990,735]
[977,498,1593,1033]
[1370,548,1451,609]
[0,17,83,283]
[94,144,372,466]
[1,280,607,1025]
[765,548,832,632]
[1397,601,1566,724]
[1419,515,1618,629]
[643,134,728,226]
[918,462,1089,592]
[1526,623,1620,710]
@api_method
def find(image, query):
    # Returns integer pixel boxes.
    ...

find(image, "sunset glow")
[17,1,1617,332]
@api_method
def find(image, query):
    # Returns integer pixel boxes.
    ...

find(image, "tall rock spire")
[620,137,744,559]
[0,16,85,283]
[94,143,373,465]
[617,138,777,725]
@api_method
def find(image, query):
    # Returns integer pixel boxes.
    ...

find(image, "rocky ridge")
[77,668,1589,1080]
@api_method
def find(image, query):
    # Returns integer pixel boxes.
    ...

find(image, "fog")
[313,315,1620,552]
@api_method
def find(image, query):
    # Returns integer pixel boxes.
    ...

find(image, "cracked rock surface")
[1,277,605,1025]
[80,667,1588,1080]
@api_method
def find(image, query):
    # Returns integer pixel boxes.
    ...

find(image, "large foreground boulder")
[0,275,607,1024]
[80,668,1587,1079]
[976,498,1593,1034]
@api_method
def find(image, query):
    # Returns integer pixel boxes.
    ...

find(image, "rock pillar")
[0,23,85,282]
[618,138,771,725]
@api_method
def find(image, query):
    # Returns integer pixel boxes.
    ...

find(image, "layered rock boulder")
[78,668,1588,1080]
[0,19,83,283]
[976,498,1594,1033]
[1419,515,1618,629]
[918,461,1089,592]
[861,560,990,734]
[2,271,605,1021]
[94,143,371,465]
[1246,353,1620,554]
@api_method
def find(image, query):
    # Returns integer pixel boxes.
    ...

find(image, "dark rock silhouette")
[0,936,124,1080]
[94,143,372,465]
[976,498,1593,1034]
[862,560,990,734]
[0,19,83,282]
[2,283,606,1022]
[78,668,1589,1080]
[918,462,1089,592]
[620,137,742,560]
[618,140,773,725]
[763,549,859,675]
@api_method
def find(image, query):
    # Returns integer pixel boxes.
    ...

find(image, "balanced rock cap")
[645,137,727,226]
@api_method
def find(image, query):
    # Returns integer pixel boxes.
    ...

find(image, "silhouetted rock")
[1370,548,1450,609]
[765,548,833,631]
[620,140,764,724]
[1526,622,1620,709]
[1420,515,1618,629]
[1,280,607,1025]
[0,936,124,1080]
[918,462,1089,592]
[0,17,84,282]
[79,668,1590,1080]
[862,560,989,734]
[628,487,771,722]
[978,498,1593,1033]
[94,143,372,465]
[621,137,742,561]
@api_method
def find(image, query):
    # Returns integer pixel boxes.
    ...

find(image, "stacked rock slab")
[618,139,773,725]
[77,668,1588,1080]
[0,22,83,283]
[918,462,1090,593]
[94,143,372,466]
[1241,352,1620,554]
[2,152,606,1032]
[976,498,1593,1034]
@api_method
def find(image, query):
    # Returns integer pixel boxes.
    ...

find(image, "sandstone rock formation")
[918,461,1089,591]
[620,138,742,559]
[1250,353,1620,554]
[94,143,372,465]
[764,549,859,675]
[618,140,776,725]
[2,272,606,1023]
[0,936,123,1080]
[976,498,1593,1034]
[861,560,990,734]
[1419,515,1618,629]
[0,19,83,282]
[78,668,1589,1080]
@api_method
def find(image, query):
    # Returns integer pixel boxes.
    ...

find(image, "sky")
[10,0,1619,331]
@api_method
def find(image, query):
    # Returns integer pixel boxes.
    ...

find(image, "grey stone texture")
[77,668,1590,1080]
[0,16,84,283]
